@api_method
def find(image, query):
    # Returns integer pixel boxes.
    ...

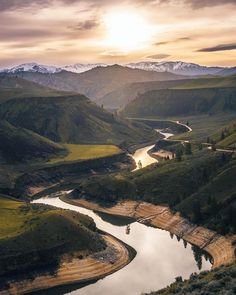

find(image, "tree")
[176,150,183,161]
[138,160,142,169]
[193,199,202,222]
[212,144,216,151]
[221,131,225,141]
[185,142,192,155]
[192,245,203,270]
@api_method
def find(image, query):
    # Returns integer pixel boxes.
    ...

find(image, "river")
[9,124,212,294]
[132,130,174,170]
[32,195,211,295]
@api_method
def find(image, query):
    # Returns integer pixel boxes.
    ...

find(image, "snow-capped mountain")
[63,63,108,73]
[1,61,235,76]
[0,62,108,74]
[125,61,225,76]
[0,63,62,74]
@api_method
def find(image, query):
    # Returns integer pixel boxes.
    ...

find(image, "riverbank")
[62,196,235,269]
[0,232,135,295]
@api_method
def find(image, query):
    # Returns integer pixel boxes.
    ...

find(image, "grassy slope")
[173,74,236,89]
[121,87,236,118]
[99,80,189,109]
[0,95,157,145]
[99,74,236,109]
[212,118,236,148]
[0,120,66,163]
[74,150,236,235]
[0,195,104,276]
[172,114,236,142]
[147,263,236,295]
[0,75,73,103]
[173,115,236,147]
[48,144,122,164]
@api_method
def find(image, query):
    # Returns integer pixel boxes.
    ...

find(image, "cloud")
[0,0,79,11]
[69,19,99,31]
[197,43,236,52]
[0,0,236,12]
[0,28,54,40]
[157,0,236,8]
[184,0,236,8]
[147,54,170,59]
[100,51,129,58]
[154,37,191,46]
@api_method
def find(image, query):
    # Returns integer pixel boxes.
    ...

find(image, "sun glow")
[104,11,153,52]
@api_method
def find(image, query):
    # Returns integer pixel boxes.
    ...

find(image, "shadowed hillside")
[0,120,66,163]
[98,74,236,109]
[0,75,73,103]
[0,95,157,145]
[121,87,236,118]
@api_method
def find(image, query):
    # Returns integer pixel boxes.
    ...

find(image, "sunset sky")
[0,0,236,68]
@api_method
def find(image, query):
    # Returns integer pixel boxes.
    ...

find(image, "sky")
[0,0,236,68]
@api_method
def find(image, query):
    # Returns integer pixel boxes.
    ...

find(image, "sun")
[104,11,153,52]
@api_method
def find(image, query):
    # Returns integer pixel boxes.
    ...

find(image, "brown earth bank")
[9,152,134,199]
[63,197,235,269]
[0,234,135,295]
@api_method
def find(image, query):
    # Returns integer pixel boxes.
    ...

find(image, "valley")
[0,62,235,295]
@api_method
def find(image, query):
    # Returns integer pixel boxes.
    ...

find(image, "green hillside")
[0,75,73,103]
[72,150,236,235]
[99,75,236,109]
[0,95,157,146]
[121,87,236,118]
[147,263,236,295]
[0,120,66,163]
[173,74,236,89]
[212,118,236,148]
[0,195,105,276]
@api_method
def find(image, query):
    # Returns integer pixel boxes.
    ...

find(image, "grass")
[0,195,105,276]
[218,133,236,148]
[0,120,66,163]
[48,144,122,164]
[74,149,236,235]
[0,196,57,240]
[0,76,74,103]
[173,75,236,89]
[147,263,236,295]
[171,114,236,142]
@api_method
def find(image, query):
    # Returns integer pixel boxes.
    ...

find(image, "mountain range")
[1,61,236,76]
[5,64,184,101]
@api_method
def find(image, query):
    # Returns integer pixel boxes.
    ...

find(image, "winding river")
[132,130,174,169]
[33,196,211,295]
[9,123,212,294]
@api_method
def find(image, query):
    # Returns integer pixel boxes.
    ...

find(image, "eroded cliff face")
[69,198,235,268]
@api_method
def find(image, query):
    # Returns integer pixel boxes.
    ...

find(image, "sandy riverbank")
[64,197,235,269]
[0,234,135,295]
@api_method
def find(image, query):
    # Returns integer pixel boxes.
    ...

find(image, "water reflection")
[132,144,156,170]
[31,197,211,295]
